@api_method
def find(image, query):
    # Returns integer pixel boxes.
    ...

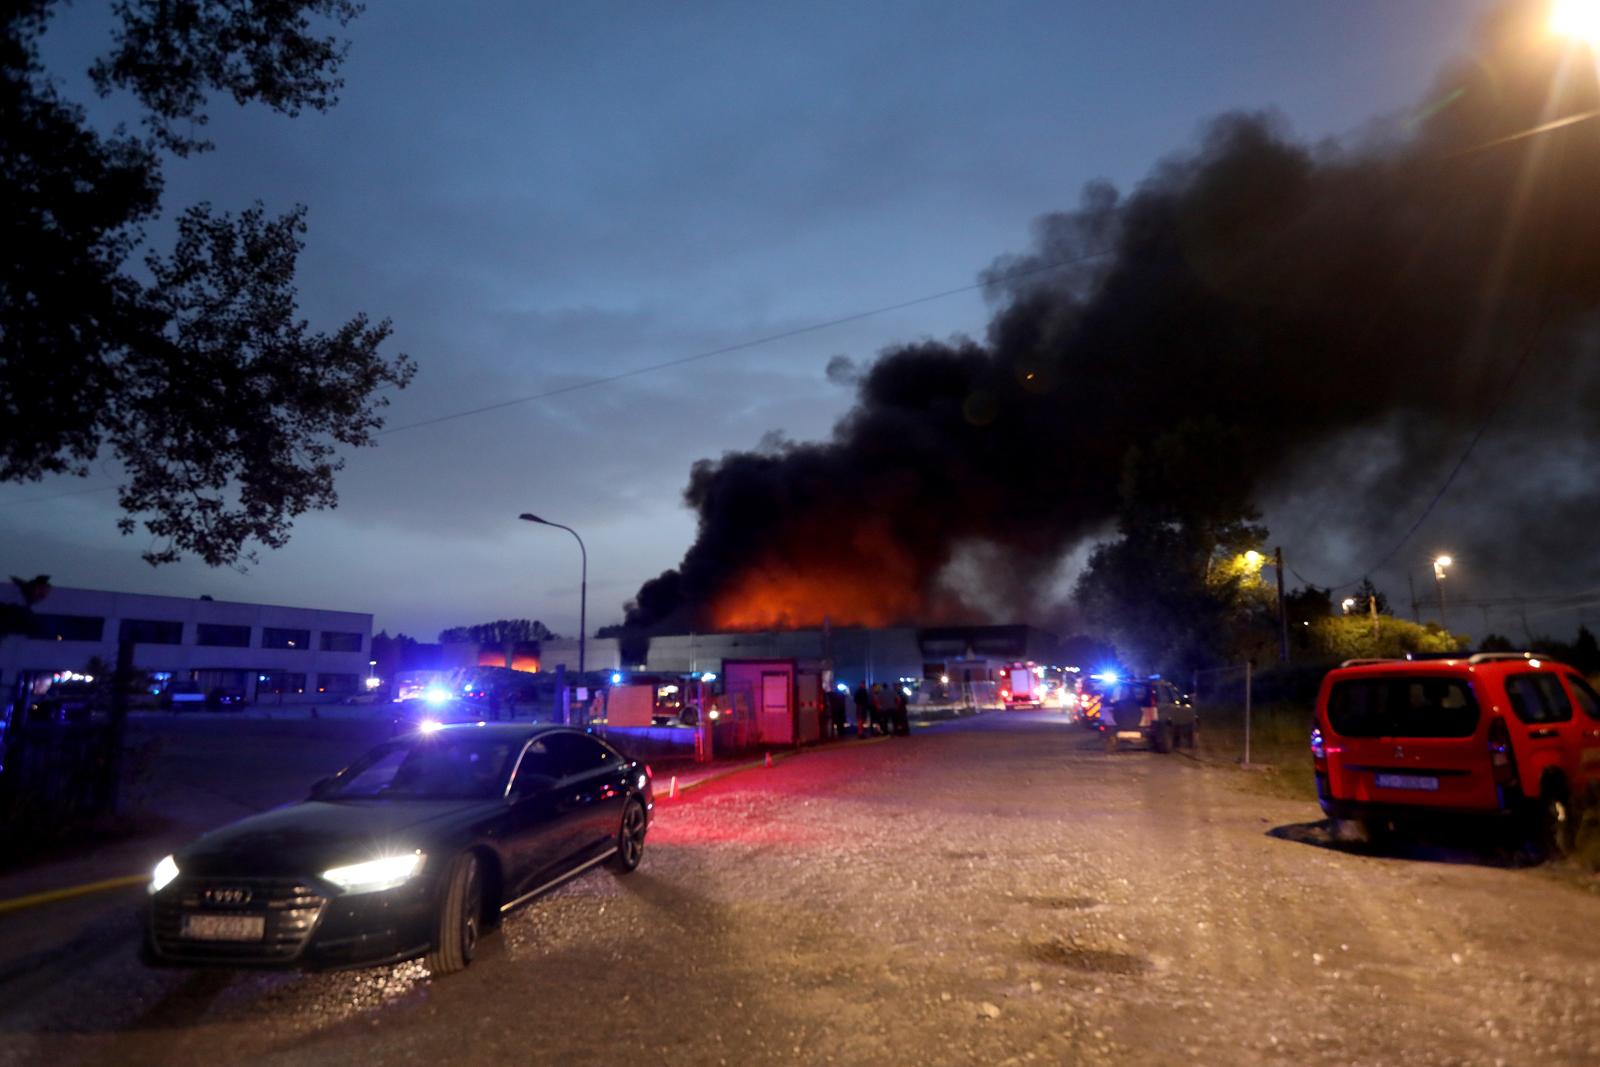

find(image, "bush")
[1310,615,1465,661]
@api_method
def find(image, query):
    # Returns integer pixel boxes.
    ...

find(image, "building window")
[319,631,363,653]
[196,623,252,648]
[262,627,310,650]
[119,619,184,644]
[256,670,307,695]
[317,673,360,694]
[29,613,104,642]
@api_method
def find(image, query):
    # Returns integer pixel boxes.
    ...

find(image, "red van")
[1311,652,1600,855]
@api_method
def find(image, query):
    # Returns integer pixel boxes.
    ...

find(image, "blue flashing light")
[1090,669,1120,685]
[423,687,452,705]
[611,672,623,685]
[836,682,849,692]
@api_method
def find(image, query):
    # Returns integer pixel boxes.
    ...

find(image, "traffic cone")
[764,751,772,768]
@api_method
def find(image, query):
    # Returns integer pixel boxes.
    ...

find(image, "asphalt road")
[2,711,1598,1066]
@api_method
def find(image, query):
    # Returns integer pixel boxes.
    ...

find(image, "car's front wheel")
[610,797,647,873]
[425,852,482,976]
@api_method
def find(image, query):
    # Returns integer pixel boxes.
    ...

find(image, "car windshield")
[325,735,520,800]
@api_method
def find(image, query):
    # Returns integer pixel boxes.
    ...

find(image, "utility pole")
[1274,546,1289,663]
[1370,594,1380,641]
[1408,573,1420,624]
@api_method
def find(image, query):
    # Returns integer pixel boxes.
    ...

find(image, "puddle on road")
[1026,895,1099,911]
[1025,939,1150,975]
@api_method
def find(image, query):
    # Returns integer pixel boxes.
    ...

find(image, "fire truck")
[997,662,1044,709]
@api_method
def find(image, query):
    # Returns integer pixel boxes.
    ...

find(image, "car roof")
[406,723,617,748]
[1328,653,1569,678]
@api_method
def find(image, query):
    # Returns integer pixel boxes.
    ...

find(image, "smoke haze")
[628,1,1600,634]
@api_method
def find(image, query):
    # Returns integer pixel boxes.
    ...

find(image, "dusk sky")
[17,0,1591,644]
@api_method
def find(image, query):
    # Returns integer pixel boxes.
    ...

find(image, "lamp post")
[1432,554,1453,632]
[519,513,586,678]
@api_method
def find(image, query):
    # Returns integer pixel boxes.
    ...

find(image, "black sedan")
[143,723,652,975]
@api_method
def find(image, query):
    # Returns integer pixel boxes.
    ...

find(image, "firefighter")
[853,682,874,736]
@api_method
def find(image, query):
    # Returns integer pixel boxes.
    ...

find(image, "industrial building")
[1,585,373,705]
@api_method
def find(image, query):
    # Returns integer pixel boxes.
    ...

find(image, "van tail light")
[1487,718,1518,788]
[644,763,654,782]
[1309,726,1327,774]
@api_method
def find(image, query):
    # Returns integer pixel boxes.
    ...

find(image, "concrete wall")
[537,637,622,673]
[1,585,373,704]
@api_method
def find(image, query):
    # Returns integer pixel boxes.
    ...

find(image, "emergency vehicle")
[998,662,1045,709]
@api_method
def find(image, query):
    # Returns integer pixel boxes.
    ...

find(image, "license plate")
[1374,773,1439,791]
[182,913,265,941]
[1116,731,1142,740]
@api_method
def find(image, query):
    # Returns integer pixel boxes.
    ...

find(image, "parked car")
[1099,679,1197,752]
[143,723,652,974]
[1311,652,1600,855]
[206,687,246,710]
[160,680,207,710]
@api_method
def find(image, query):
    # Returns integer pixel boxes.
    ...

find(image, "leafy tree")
[1572,626,1600,675]
[438,619,558,645]
[1074,419,1272,675]
[1309,616,1465,660]
[1058,633,1117,671]
[370,630,418,660]
[1351,577,1390,616]
[2,1,413,566]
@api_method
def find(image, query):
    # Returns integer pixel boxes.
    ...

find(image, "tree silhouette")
[2,1,413,566]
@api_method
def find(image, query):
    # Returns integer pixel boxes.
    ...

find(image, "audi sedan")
[143,723,652,975]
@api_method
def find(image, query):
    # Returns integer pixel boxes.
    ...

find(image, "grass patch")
[1197,700,1318,801]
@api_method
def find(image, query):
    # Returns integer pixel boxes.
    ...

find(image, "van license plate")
[1374,773,1439,791]
[182,913,265,941]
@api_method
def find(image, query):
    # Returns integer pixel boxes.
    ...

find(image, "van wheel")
[1535,790,1575,861]
[1151,722,1173,754]
[1359,817,1397,851]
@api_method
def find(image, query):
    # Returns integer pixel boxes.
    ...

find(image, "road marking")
[0,874,147,915]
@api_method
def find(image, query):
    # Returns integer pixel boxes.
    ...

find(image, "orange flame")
[709,521,929,630]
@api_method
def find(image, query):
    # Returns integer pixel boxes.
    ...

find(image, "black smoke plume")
[628,1,1600,634]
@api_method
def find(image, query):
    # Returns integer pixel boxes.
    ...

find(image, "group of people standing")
[826,681,910,737]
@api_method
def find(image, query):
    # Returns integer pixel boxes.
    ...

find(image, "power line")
[1290,312,1550,592]
[374,248,1111,438]
[5,249,1112,505]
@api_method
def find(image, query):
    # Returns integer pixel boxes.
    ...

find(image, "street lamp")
[519,513,586,677]
[1341,597,1357,614]
[1432,555,1453,631]
[1551,0,1600,45]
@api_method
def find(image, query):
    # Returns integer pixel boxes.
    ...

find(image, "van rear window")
[1327,678,1479,738]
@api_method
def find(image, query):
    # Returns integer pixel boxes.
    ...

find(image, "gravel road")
[2,710,1597,1066]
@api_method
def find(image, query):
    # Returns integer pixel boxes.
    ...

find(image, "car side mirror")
[309,776,336,800]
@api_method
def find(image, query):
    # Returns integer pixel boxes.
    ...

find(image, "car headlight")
[321,852,425,894]
[149,854,180,894]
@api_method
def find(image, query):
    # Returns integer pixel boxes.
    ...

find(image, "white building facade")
[0,586,373,704]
